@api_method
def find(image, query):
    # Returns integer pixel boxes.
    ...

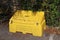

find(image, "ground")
[0,21,60,40]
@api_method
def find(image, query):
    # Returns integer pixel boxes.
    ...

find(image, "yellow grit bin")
[9,10,46,37]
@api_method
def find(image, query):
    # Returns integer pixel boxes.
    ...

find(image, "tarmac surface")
[0,21,60,40]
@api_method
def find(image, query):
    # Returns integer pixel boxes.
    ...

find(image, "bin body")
[9,10,46,37]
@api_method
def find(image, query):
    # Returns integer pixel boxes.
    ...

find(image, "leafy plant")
[43,0,60,27]
[0,0,60,27]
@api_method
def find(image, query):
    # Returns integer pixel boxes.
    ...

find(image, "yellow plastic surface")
[9,10,46,37]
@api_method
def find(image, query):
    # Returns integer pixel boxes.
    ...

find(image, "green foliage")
[0,0,60,27]
[18,0,43,11]
[43,0,60,27]
[18,0,60,27]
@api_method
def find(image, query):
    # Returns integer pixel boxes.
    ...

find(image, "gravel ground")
[0,21,60,40]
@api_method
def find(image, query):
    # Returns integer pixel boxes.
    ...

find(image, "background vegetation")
[0,0,60,27]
